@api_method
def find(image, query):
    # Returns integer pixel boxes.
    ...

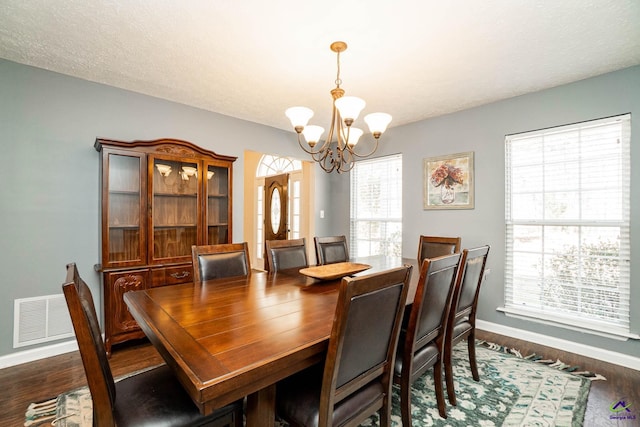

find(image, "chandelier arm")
[296,133,332,156]
[335,110,347,150]
[340,158,356,173]
[327,103,340,148]
[313,143,333,164]
[331,145,354,174]
[347,137,380,158]
[340,145,354,171]
[319,148,336,173]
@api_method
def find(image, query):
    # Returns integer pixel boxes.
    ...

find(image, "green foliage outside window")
[543,241,621,321]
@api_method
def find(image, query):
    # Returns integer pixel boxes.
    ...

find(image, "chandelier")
[285,41,392,173]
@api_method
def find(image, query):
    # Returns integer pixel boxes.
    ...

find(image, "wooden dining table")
[123,256,420,427]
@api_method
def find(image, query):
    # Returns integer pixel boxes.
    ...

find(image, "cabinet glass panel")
[108,154,142,263]
[206,165,229,244]
[152,159,198,259]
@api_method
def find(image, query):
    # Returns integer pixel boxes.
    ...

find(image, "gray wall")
[0,59,331,358]
[332,65,640,358]
[2,57,637,360]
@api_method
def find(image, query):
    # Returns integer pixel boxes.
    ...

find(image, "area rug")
[25,341,596,427]
[357,341,596,427]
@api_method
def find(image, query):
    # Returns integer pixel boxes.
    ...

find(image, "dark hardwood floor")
[1,339,163,427]
[2,333,638,426]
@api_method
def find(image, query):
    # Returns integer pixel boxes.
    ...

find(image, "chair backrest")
[404,253,461,377]
[62,263,117,426]
[314,235,349,265]
[318,265,412,426]
[417,235,461,263]
[192,243,251,282]
[264,238,308,272]
[450,245,490,325]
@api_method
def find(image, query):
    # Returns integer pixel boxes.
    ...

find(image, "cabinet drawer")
[151,265,193,287]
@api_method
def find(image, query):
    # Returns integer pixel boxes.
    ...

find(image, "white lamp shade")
[364,112,392,134]
[302,125,325,144]
[335,96,366,121]
[156,164,172,176]
[285,106,314,128]
[182,166,197,177]
[346,127,364,147]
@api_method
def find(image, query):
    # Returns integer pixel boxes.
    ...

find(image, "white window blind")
[504,114,631,337]
[350,154,402,257]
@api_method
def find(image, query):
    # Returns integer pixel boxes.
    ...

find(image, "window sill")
[496,306,640,341]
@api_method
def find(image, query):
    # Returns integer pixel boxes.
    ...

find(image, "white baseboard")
[477,320,640,371]
[0,340,78,369]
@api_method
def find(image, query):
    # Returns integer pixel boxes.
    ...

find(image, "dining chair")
[314,235,350,265]
[265,238,309,272]
[191,242,251,282]
[417,235,461,263]
[444,245,490,405]
[394,252,462,423]
[62,263,243,427]
[275,264,412,427]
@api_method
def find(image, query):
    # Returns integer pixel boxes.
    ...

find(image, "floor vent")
[13,294,74,348]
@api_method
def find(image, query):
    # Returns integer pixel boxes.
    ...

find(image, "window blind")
[504,114,631,337]
[350,154,402,257]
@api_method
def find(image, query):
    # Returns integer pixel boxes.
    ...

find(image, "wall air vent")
[13,294,74,348]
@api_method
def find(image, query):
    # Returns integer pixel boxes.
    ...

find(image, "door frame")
[243,151,315,270]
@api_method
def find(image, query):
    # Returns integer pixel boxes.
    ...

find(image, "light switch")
[320,210,325,218]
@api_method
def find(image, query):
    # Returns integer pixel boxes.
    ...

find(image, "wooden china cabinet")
[94,138,236,355]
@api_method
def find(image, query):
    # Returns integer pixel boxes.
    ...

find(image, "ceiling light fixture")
[285,41,392,174]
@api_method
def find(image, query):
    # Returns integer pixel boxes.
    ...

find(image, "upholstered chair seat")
[276,364,385,427]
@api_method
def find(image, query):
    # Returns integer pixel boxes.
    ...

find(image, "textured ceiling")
[1,1,639,133]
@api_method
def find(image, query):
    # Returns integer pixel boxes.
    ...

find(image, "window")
[257,155,302,177]
[290,179,301,239]
[350,154,402,257]
[504,114,631,337]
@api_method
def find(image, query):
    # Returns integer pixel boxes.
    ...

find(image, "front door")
[264,174,288,243]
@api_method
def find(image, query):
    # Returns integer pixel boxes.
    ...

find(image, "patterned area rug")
[358,341,595,427]
[25,342,596,427]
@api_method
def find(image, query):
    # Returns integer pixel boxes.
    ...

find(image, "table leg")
[246,384,276,427]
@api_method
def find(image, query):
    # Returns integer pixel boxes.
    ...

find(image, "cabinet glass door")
[205,163,230,244]
[151,157,199,262]
[106,153,144,265]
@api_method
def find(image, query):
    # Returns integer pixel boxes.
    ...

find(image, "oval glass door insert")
[270,188,281,234]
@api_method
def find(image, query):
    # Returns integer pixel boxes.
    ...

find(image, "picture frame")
[423,151,474,210]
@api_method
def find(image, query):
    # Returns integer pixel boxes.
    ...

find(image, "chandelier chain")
[335,50,342,88]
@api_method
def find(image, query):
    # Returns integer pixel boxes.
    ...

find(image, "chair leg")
[445,333,479,406]
[234,401,244,427]
[468,333,479,381]
[379,394,391,427]
[400,377,413,427]
[444,339,457,406]
[434,360,447,419]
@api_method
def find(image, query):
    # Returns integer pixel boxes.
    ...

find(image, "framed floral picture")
[423,151,474,210]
